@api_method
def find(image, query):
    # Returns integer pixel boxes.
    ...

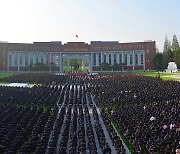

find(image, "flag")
[76,35,78,38]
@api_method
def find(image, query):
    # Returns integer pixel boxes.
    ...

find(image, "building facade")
[0,40,156,72]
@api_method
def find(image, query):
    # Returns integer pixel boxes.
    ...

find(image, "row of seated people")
[0,73,85,85]
[0,83,77,154]
[0,106,57,153]
[58,85,100,153]
[92,106,112,154]
[0,74,128,153]
[0,85,61,108]
[111,99,180,153]
[86,92,126,154]
[87,74,180,153]
[0,84,63,153]
[45,106,66,154]
[87,74,180,105]
[91,96,127,154]
[56,83,125,153]
[18,108,58,154]
[0,74,66,85]
[84,106,98,153]
[101,109,127,154]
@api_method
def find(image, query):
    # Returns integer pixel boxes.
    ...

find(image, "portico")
[7,50,145,72]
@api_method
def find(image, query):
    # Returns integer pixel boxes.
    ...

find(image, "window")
[124,54,127,65]
[99,53,101,65]
[109,54,111,65]
[119,54,122,64]
[135,54,138,65]
[14,56,18,66]
[41,54,43,63]
[114,54,117,63]
[104,53,106,62]
[19,53,22,66]
[130,54,133,65]
[9,54,12,66]
[141,54,144,64]
[25,53,28,66]
[93,53,96,66]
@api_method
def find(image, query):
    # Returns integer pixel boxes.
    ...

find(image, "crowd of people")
[0,73,179,153]
[0,84,61,153]
[88,74,180,153]
[0,74,126,154]
[0,73,85,85]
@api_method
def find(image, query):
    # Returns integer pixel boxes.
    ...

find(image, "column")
[90,52,93,72]
[12,53,15,66]
[38,52,41,63]
[121,51,124,64]
[33,53,36,65]
[132,51,135,71]
[117,52,120,64]
[101,52,103,64]
[22,53,25,66]
[43,53,46,65]
[96,53,99,66]
[7,52,9,71]
[28,52,31,65]
[127,52,130,66]
[49,52,52,64]
[138,52,141,65]
[111,52,114,65]
[17,52,20,72]
[143,51,145,70]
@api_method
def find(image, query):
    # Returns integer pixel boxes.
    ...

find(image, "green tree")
[112,62,119,71]
[163,48,173,68]
[171,34,180,68]
[171,34,179,52]
[35,62,47,72]
[28,63,33,72]
[163,35,173,68]
[119,62,125,72]
[154,52,165,71]
[73,62,79,70]
[163,35,171,52]
[173,48,180,68]
[100,62,110,71]
[49,62,56,72]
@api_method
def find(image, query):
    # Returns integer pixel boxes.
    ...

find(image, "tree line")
[154,34,180,71]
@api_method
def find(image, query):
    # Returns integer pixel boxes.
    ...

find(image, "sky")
[0,0,180,52]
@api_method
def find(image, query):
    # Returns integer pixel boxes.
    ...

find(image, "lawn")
[134,71,180,81]
[0,73,43,86]
[0,73,16,78]
[98,71,180,81]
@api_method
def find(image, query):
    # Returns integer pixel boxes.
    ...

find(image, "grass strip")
[0,73,16,78]
[104,107,135,154]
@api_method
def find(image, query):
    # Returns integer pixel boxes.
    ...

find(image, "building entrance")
[62,58,90,73]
